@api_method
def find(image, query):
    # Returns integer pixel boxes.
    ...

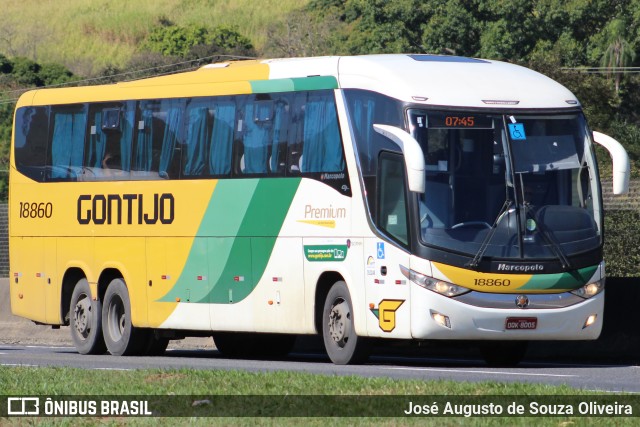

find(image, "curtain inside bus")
[209,102,235,175]
[242,102,271,174]
[301,98,343,172]
[88,111,106,169]
[51,109,86,178]
[159,108,183,177]
[120,110,134,171]
[184,107,208,176]
[134,109,154,171]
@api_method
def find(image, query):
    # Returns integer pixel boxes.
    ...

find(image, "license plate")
[505,317,537,330]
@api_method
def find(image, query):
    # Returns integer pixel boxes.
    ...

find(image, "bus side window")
[269,99,290,174]
[134,99,184,179]
[378,152,409,245]
[287,95,305,174]
[133,108,156,174]
[14,106,49,182]
[49,105,87,180]
[183,101,211,177]
[299,92,344,173]
[83,102,134,181]
[240,100,272,174]
[209,100,235,176]
[160,103,184,179]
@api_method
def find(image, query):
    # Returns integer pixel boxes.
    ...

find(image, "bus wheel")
[102,278,146,356]
[322,281,370,365]
[479,341,528,367]
[213,333,295,359]
[70,278,106,355]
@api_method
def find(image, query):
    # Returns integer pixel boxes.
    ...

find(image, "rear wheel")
[70,278,106,355]
[102,278,147,356]
[479,341,528,367]
[213,333,295,359]
[322,281,370,365]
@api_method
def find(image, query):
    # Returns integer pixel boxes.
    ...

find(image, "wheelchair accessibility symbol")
[508,123,527,140]
[377,242,385,259]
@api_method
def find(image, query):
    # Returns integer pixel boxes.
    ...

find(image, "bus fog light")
[430,310,451,328]
[583,314,597,329]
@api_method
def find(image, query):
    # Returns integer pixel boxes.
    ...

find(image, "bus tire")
[101,278,146,356]
[479,341,528,367]
[70,278,106,355]
[322,281,370,365]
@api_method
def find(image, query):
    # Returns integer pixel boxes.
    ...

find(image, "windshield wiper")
[467,199,513,269]
[525,205,572,270]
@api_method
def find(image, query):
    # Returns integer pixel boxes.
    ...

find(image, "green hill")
[1,0,305,76]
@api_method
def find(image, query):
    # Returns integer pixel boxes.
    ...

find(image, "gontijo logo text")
[77,193,174,225]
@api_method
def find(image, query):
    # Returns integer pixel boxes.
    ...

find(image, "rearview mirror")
[592,131,630,195]
[373,124,425,193]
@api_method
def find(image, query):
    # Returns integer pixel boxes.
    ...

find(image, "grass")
[0,0,307,75]
[0,366,638,426]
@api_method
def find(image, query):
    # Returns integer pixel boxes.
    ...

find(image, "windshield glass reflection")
[409,110,601,261]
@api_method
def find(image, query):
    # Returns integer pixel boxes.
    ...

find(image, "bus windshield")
[408,110,602,261]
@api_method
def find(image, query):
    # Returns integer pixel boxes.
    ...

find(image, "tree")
[38,63,75,86]
[10,57,41,86]
[420,0,479,56]
[599,19,635,93]
[477,0,538,61]
[142,24,255,60]
[327,0,431,55]
[263,9,339,57]
[0,54,12,74]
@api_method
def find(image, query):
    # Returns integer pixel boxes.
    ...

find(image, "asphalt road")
[1,343,639,393]
[3,278,640,394]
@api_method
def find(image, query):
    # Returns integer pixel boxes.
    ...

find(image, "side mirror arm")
[373,124,425,193]
[593,131,630,195]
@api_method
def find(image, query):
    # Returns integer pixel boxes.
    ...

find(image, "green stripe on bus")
[519,265,598,291]
[158,178,301,305]
[292,76,338,91]
[206,178,300,303]
[250,79,295,93]
[250,76,338,93]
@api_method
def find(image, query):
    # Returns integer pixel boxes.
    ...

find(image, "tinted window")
[14,106,49,181]
[49,104,87,180]
[182,97,236,178]
[80,101,135,181]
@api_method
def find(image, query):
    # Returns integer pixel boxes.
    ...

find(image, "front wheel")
[102,278,147,356]
[70,278,106,355]
[322,281,370,365]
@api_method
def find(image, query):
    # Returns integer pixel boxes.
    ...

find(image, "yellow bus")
[10,55,629,365]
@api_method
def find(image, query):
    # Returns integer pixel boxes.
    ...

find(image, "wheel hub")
[328,301,350,346]
[73,297,91,336]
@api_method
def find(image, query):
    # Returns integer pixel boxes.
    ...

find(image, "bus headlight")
[401,267,470,297]
[570,279,604,299]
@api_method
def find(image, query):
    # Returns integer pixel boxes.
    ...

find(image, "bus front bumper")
[410,287,604,340]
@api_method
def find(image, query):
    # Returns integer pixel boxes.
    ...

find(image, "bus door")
[364,152,411,338]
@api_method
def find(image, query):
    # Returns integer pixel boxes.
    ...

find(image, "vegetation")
[604,210,640,277]
[1,1,640,213]
[0,366,638,425]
